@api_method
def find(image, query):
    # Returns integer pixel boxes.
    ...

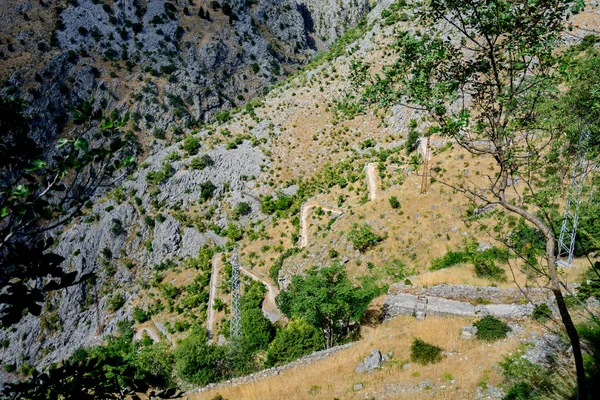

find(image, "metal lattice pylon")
[230,247,242,337]
[557,129,591,266]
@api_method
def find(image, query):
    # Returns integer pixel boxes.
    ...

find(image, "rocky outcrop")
[298,0,370,46]
[0,139,266,371]
[383,287,540,320]
[355,349,383,373]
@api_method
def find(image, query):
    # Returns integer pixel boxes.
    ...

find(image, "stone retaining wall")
[384,290,538,320]
[187,342,357,394]
[388,283,558,304]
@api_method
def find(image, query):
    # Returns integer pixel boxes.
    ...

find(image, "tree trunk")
[547,244,587,400]
[499,196,587,398]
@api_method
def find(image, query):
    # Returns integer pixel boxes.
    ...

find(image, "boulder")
[356,349,383,373]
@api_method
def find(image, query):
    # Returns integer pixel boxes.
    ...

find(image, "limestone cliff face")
[298,0,370,46]
[0,0,371,379]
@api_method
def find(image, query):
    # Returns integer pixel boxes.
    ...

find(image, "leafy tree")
[174,330,228,385]
[266,319,322,366]
[0,96,134,326]
[276,264,378,348]
[350,0,589,396]
[240,281,274,351]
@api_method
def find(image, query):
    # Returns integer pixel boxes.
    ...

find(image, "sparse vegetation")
[410,338,443,365]
[474,316,511,342]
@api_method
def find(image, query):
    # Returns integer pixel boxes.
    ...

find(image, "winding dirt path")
[365,162,379,201]
[299,202,345,249]
[206,253,221,340]
[134,327,160,343]
[239,266,283,323]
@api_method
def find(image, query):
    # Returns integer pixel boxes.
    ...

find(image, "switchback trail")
[365,162,379,201]
[240,265,283,323]
[299,202,345,248]
[206,253,221,340]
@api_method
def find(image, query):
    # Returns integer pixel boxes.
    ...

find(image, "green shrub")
[410,338,443,365]
[474,316,511,341]
[183,135,200,155]
[234,202,251,217]
[429,250,468,270]
[266,319,322,366]
[531,303,552,322]
[133,306,150,323]
[348,223,383,251]
[199,181,216,201]
[107,293,125,312]
[389,196,401,209]
[473,258,506,281]
[576,261,600,301]
[190,154,214,170]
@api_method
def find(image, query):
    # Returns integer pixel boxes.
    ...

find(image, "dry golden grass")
[188,315,537,400]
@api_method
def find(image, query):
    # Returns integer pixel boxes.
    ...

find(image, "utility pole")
[230,247,242,338]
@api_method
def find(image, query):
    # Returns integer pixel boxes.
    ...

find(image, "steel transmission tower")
[230,247,242,337]
[557,129,591,266]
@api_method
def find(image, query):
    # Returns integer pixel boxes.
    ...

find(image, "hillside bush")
[189,154,213,170]
[389,196,401,209]
[532,303,552,322]
[474,316,511,341]
[348,223,383,251]
[266,319,322,366]
[183,135,200,155]
[410,338,443,365]
[429,250,468,270]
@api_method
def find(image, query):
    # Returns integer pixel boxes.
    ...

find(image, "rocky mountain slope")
[0,0,598,394]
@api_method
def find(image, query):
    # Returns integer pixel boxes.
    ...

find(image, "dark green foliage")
[473,258,506,281]
[507,220,546,266]
[135,342,175,388]
[410,338,443,365]
[111,219,124,235]
[107,293,125,312]
[2,321,180,398]
[174,331,226,385]
[577,262,600,301]
[199,181,216,201]
[215,110,230,123]
[241,307,273,352]
[266,319,322,366]
[133,306,150,323]
[190,154,214,170]
[499,345,573,400]
[183,135,200,155]
[474,316,511,341]
[276,264,380,348]
[348,223,383,251]
[429,250,469,270]
[233,202,251,217]
[389,196,400,209]
[261,194,294,214]
[532,303,552,322]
